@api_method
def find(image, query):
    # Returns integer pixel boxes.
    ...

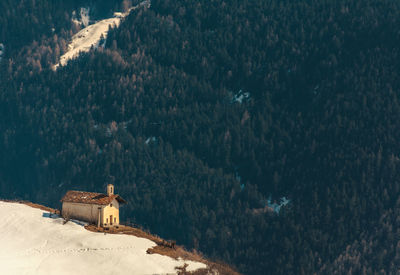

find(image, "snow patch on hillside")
[54,17,121,69]
[54,2,145,70]
[266,196,290,213]
[232,89,250,104]
[145,136,157,145]
[0,43,4,61]
[80,7,91,27]
[0,201,206,275]
[72,8,91,27]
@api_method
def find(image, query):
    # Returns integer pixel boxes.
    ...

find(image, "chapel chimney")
[107,184,114,196]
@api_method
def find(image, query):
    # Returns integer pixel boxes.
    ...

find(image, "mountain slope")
[1,0,400,274]
[0,201,206,275]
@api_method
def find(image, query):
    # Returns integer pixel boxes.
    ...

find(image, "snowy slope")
[53,3,146,69]
[0,201,206,275]
[54,17,121,69]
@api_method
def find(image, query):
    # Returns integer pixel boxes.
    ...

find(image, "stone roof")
[61,190,126,205]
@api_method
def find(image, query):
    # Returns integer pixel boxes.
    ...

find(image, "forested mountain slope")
[320,197,400,274]
[1,0,400,274]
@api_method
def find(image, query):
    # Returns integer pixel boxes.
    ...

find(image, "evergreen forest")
[1,0,400,273]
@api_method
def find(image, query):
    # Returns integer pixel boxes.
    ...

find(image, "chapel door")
[110,215,113,225]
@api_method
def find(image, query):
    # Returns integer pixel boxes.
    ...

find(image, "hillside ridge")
[0,199,240,275]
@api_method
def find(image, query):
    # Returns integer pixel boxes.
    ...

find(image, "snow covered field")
[54,3,145,69]
[0,201,206,275]
[54,16,121,69]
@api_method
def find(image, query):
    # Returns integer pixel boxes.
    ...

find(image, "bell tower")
[107,184,114,196]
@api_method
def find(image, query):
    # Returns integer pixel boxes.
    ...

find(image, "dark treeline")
[1,0,400,274]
